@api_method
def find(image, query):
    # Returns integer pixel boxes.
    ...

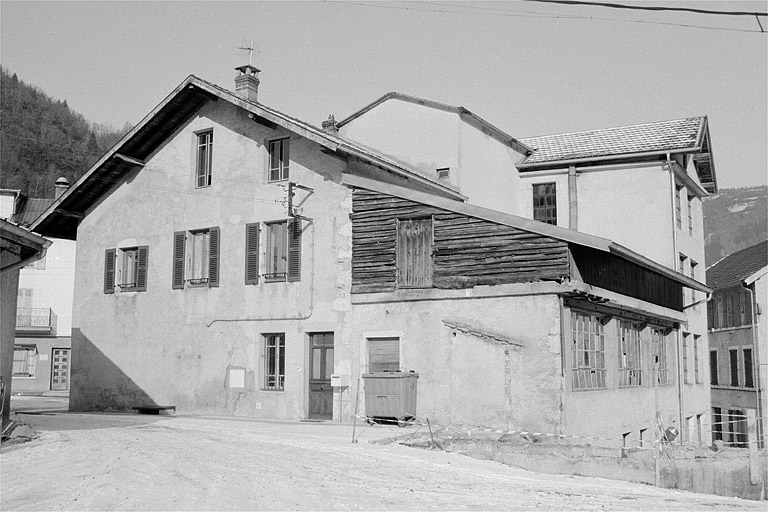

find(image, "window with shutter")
[287,219,301,282]
[245,223,260,285]
[208,227,220,287]
[368,338,400,372]
[397,217,433,288]
[136,246,149,292]
[104,249,116,294]
[172,231,186,289]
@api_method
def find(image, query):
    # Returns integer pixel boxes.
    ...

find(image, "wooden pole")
[748,409,759,485]
[654,359,661,487]
[351,376,361,444]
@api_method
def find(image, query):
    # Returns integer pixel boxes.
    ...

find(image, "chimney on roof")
[54,176,70,200]
[322,114,338,135]
[234,64,260,103]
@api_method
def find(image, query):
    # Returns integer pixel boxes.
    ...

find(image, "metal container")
[362,372,418,424]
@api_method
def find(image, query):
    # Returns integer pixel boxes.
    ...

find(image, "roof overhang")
[1,219,51,273]
[744,267,768,287]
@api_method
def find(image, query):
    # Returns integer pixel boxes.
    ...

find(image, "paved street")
[1,397,763,511]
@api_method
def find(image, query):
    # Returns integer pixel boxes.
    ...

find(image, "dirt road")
[1,401,763,510]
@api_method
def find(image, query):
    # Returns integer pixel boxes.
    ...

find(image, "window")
[710,350,719,385]
[744,348,754,388]
[690,261,698,304]
[245,222,260,285]
[104,246,148,293]
[739,292,747,325]
[694,335,700,383]
[172,228,219,289]
[652,328,669,385]
[571,311,607,390]
[368,337,399,372]
[716,296,724,328]
[726,295,733,327]
[397,217,433,288]
[682,333,690,384]
[619,321,642,387]
[196,130,213,188]
[436,167,450,179]
[712,407,723,442]
[12,346,36,377]
[727,409,748,447]
[263,333,285,390]
[675,185,683,229]
[729,349,739,386]
[264,220,302,282]
[687,194,693,235]
[533,182,557,225]
[268,138,290,182]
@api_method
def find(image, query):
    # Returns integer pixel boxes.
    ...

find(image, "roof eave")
[517,147,702,171]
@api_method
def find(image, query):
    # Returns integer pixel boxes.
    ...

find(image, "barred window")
[263,333,285,391]
[571,311,606,390]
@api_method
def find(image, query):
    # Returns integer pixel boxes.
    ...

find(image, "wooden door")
[51,348,70,391]
[308,333,334,419]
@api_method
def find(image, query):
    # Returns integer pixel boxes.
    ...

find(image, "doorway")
[308,333,334,419]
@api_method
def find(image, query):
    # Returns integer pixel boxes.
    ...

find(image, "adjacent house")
[1,180,75,395]
[0,218,50,428]
[707,240,767,447]
[29,67,715,446]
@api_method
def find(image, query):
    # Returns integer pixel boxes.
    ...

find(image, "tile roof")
[706,240,768,289]
[519,117,705,165]
[12,198,54,227]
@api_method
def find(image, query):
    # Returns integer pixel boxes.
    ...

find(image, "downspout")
[568,165,578,230]
[667,154,685,441]
[743,283,763,448]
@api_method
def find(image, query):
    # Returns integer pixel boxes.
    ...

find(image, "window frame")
[618,320,643,387]
[195,130,213,188]
[262,333,285,391]
[743,347,754,388]
[651,327,670,386]
[172,228,219,289]
[268,137,290,182]
[675,185,683,229]
[729,348,739,387]
[570,310,607,391]
[710,349,719,386]
[12,345,36,377]
[532,182,557,225]
[105,246,149,293]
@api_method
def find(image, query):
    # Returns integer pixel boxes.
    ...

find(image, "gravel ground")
[1,396,764,511]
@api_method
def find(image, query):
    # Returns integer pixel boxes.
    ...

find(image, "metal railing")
[15,307,57,334]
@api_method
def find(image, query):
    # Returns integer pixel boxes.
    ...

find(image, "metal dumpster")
[363,371,418,425]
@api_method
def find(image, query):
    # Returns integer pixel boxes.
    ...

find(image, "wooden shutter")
[172,231,186,289]
[287,219,301,282]
[208,226,220,287]
[136,245,149,292]
[104,249,116,294]
[245,222,260,285]
[368,338,399,372]
[397,218,433,288]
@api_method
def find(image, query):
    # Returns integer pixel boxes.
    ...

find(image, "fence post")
[748,409,758,485]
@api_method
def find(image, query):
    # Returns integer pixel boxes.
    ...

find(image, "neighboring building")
[340,96,716,442]
[0,219,50,428]
[29,68,714,446]
[1,180,76,394]
[707,241,767,447]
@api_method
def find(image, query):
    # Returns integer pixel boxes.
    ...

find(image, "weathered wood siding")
[569,245,683,311]
[351,189,570,293]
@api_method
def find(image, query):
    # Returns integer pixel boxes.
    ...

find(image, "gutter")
[517,147,703,171]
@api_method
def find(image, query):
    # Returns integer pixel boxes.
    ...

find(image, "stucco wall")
[348,291,564,431]
[1,268,20,427]
[10,336,71,393]
[70,100,354,418]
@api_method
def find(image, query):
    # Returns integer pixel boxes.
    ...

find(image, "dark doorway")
[308,333,334,419]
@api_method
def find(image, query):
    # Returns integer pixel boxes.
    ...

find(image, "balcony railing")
[16,307,57,335]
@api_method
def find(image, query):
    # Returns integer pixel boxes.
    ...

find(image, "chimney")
[322,114,338,135]
[54,176,70,200]
[234,64,260,103]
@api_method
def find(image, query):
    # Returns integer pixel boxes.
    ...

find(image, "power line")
[522,0,767,17]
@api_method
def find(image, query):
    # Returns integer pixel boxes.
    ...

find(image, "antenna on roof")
[238,40,256,66]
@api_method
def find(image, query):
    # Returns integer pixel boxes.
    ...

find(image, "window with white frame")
[189,230,210,282]
[196,130,213,188]
[687,194,693,235]
[268,138,290,182]
[619,321,642,387]
[675,185,683,229]
[693,334,701,383]
[265,221,287,280]
[682,333,690,384]
[571,311,606,390]
[263,333,285,390]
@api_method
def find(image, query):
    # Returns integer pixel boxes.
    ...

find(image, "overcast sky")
[1,1,766,188]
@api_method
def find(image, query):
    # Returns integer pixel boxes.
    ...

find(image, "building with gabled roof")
[707,240,767,447]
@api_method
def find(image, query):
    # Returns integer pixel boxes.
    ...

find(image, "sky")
[1,1,766,189]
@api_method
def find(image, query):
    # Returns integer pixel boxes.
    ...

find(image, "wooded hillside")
[702,186,767,267]
[0,66,130,198]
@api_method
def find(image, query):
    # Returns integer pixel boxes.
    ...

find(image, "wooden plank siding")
[351,189,570,293]
[569,245,683,311]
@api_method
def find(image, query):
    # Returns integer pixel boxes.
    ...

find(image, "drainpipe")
[667,154,685,441]
[568,165,578,230]
[743,283,763,448]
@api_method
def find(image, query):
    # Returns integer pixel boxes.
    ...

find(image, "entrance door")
[51,349,70,390]
[308,333,334,419]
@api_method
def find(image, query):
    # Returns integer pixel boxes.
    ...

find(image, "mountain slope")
[703,186,767,267]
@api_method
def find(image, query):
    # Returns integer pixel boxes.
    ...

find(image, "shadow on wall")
[69,328,157,412]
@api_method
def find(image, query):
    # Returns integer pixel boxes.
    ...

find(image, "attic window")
[436,167,450,179]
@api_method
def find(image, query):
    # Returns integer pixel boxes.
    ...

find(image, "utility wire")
[522,0,767,17]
